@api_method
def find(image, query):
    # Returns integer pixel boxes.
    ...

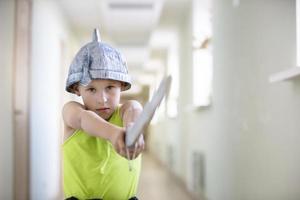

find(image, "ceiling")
[59,0,189,43]
[58,0,190,94]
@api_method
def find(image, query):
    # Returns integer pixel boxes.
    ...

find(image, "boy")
[62,29,144,200]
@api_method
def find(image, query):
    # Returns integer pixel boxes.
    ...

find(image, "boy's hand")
[108,126,144,159]
[126,123,145,160]
[130,134,145,159]
[109,128,127,157]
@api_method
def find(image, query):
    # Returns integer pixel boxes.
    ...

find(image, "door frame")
[13,0,32,199]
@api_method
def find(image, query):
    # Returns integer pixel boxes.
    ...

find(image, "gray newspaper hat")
[66,28,131,93]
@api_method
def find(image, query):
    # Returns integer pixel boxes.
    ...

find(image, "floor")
[137,152,195,200]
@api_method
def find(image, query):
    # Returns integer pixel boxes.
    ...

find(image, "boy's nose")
[103,96,108,103]
[97,92,108,104]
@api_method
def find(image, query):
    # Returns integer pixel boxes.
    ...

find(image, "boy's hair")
[65,29,131,93]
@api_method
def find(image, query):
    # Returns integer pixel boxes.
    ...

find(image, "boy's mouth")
[96,108,110,113]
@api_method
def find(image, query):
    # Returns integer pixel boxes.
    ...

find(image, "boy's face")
[76,79,122,120]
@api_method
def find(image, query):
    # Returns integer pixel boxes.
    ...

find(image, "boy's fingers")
[131,141,145,159]
[140,142,145,151]
[125,133,145,159]
[114,134,127,158]
[137,134,145,150]
[128,141,138,158]
[120,148,127,158]
[132,145,137,160]
[126,148,131,160]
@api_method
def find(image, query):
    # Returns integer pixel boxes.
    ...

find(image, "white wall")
[30,0,70,198]
[0,1,15,199]
[212,1,300,199]
[149,0,300,200]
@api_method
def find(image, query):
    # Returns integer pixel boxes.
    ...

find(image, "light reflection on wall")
[192,0,213,107]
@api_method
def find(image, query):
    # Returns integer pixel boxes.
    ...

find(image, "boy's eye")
[88,88,96,93]
[107,85,115,90]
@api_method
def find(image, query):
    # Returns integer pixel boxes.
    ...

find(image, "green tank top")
[63,106,142,200]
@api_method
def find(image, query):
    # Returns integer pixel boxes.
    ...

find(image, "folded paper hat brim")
[66,70,131,93]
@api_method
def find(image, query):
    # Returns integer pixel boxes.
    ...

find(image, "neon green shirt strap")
[63,106,142,200]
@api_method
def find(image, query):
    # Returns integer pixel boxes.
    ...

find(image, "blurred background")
[1,0,300,199]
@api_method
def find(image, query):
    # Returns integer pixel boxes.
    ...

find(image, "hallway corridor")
[2,0,300,199]
[137,152,195,200]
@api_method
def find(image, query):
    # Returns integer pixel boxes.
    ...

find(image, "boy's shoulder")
[63,101,85,111]
[120,100,143,114]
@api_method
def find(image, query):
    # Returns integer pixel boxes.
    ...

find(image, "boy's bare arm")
[62,101,124,145]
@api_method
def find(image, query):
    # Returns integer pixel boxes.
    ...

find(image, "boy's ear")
[72,84,81,96]
[121,82,127,90]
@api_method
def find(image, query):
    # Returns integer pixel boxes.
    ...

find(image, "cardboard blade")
[125,75,172,147]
